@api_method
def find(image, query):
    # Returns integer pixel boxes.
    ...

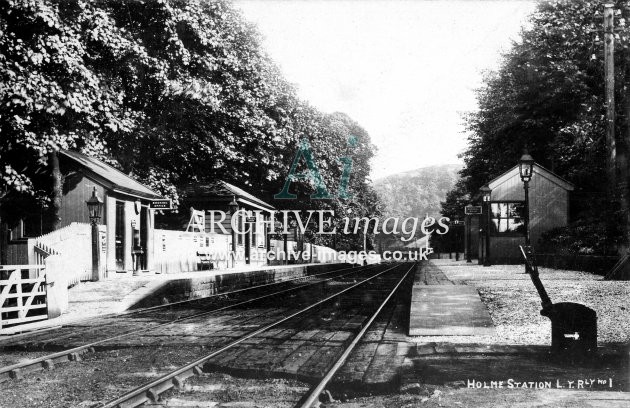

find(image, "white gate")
[0,265,48,329]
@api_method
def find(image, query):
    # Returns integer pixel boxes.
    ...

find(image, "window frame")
[488,200,526,237]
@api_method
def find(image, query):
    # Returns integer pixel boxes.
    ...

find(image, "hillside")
[373,164,461,220]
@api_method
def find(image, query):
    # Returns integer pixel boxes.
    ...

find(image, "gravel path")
[414,261,630,345]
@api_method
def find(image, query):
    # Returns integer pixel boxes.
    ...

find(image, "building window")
[251,212,258,248]
[22,212,44,238]
[248,211,254,247]
[490,202,525,234]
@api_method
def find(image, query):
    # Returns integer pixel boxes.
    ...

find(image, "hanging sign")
[465,206,483,215]
[150,199,172,210]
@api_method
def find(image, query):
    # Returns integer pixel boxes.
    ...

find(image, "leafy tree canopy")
[0,0,380,249]
[446,1,629,234]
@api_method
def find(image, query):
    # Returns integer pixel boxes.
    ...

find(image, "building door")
[140,206,148,270]
[115,201,125,270]
[244,228,251,264]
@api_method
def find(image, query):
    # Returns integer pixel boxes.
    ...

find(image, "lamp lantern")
[228,195,239,214]
[479,185,491,202]
[86,187,104,225]
[519,150,535,183]
[518,151,535,246]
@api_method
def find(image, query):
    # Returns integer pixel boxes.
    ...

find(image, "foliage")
[374,164,461,219]
[0,0,380,250]
[438,178,470,220]
[264,111,381,250]
[442,0,630,250]
[373,164,460,250]
[538,220,611,255]
[430,177,469,253]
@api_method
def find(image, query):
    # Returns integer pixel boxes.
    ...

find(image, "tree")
[443,0,630,253]
[264,110,381,250]
[1,0,382,248]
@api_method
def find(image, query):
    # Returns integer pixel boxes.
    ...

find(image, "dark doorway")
[245,228,251,265]
[115,201,125,270]
[140,206,148,270]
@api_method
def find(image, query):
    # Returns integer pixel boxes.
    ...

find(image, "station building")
[1,152,328,284]
[179,180,276,268]
[473,162,574,264]
[1,150,166,281]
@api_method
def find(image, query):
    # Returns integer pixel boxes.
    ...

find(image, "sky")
[235,0,537,180]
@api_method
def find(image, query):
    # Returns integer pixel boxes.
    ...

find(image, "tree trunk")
[604,5,619,255]
[622,48,630,254]
[0,216,7,264]
[604,5,617,201]
[50,151,62,231]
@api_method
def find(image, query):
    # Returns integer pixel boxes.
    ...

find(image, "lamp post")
[86,187,103,281]
[454,216,460,261]
[479,185,492,266]
[289,219,298,265]
[228,195,239,268]
[465,204,472,263]
[519,150,535,246]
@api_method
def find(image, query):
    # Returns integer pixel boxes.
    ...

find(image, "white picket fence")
[30,222,100,286]
[269,239,338,264]
[153,229,231,273]
[0,265,48,329]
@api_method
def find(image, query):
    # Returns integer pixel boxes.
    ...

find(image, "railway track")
[0,263,383,382]
[0,263,352,348]
[96,262,415,408]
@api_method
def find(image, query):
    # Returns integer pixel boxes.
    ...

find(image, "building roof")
[486,162,574,192]
[183,180,275,212]
[60,150,163,200]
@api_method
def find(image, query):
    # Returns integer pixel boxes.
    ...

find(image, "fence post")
[45,256,68,318]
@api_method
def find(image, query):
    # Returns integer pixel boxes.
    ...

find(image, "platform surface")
[409,285,495,336]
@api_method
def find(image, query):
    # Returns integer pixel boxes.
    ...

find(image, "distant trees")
[264,111,381,250]
[0,0,379,249]
[443,0,630,254]
[372,165,460,250]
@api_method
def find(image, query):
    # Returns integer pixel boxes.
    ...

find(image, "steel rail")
[0,263,354,345]
[298,262,415,408]
[0,263,380,382]
[100,262,405,408]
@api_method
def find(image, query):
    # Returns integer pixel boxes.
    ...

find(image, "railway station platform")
[0,262,348,336]
[408,260,495,336]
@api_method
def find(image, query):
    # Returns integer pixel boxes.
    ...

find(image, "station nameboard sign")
[150,199,172,210]
[465,206,483,215]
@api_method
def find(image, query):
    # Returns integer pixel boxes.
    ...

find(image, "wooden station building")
[180,180,276,267]
[472,162,574,264]
[2,150,167,277]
